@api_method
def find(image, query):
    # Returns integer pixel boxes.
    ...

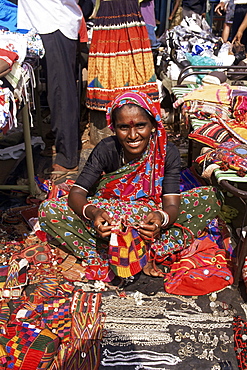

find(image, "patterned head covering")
[106,90,163,131]
[97,91,167,204]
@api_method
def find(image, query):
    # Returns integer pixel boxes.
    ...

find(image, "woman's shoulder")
[96,135,120,147]
[166,140,180,154]
[93,135,121,155]
[165,140,181,167]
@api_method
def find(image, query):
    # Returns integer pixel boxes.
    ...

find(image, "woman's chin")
[124,144,148,158]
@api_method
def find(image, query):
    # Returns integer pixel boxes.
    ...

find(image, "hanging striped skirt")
[86,0,159,111]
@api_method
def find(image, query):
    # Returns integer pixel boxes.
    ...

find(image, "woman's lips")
[127,140,142,148]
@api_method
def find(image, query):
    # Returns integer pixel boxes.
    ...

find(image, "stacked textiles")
[172,83,247,182]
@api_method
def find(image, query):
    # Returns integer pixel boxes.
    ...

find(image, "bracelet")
[157,210,170,227]
[82,203,93,220]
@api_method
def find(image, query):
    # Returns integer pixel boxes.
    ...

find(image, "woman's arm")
[162,193,180,225]
[68,186,114,238]
[169,0,181,20]
[233,13,247,43]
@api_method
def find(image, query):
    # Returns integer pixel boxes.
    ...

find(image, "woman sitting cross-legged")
[38,91,222,282]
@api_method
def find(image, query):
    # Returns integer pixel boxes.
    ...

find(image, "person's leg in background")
[41,30,80,176]
[140,0,160,50]
[221,0,235,42]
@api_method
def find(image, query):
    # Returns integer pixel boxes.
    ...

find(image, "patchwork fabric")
[0,322,59,370]
[108,225,148,278]
[188,121,233,148]
[41,298,71,342]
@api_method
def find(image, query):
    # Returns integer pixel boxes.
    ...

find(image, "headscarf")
[97,90,167,204]
[106,90,163,131]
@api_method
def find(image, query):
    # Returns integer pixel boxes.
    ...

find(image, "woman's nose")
[128,126,138,139]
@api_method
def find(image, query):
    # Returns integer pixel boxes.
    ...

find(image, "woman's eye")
[135,123,146,129]
[119,125,129,131]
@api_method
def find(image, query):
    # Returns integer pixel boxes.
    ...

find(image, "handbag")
[108,223,148,278]
[164,237,233,295]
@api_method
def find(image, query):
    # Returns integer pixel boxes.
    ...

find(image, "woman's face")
[114,105,154,162]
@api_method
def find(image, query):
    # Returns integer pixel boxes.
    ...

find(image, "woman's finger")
[139,225,160,240]
[96,223,114,237]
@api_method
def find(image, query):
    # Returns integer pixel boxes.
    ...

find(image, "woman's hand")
[138,211,162,241]
[138,195,180,241]
[68,186,115,238]
[214,1,227,16]
[233,30,244,44]
[93,208,115,238]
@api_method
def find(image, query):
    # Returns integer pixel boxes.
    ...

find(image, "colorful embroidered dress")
[39,91,221,281]
[86,0,159,111]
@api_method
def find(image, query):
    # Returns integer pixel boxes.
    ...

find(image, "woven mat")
[99,286,246,370]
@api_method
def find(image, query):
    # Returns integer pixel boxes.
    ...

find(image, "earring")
[151,128,155,133]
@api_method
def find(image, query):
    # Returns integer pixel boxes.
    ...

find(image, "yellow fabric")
[182,84,240,106]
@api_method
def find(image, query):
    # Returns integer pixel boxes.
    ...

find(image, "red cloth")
[79,16,88,43]
[0,48,18,66]
[164,237,233,295]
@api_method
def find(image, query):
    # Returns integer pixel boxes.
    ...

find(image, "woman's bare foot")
[143,261,164,278]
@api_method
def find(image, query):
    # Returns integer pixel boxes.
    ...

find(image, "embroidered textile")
[188,121,233,148]
[233,316,247,370]
[1,291,104,370]
[232,95,247,122]
[182,100,231,121]
[0,322,59,370]
[197,141,247,176]
[219,117,247,145]
[86,0,158,111]
[164,237,233,295]
[0,259,28,300]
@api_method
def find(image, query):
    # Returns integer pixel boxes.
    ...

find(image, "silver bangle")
[157,210,169,227]
[82,203,93,220]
